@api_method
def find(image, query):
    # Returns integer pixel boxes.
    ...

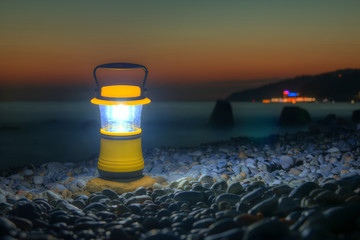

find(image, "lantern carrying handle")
[93,63,148,96]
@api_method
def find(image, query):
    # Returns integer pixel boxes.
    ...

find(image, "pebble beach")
[1,120,360,240]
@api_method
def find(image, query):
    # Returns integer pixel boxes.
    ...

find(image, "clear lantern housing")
[99,104,143,133]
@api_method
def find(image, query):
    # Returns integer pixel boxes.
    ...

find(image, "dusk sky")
[1,0,360,100]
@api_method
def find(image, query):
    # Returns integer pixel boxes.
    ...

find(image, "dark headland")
[227,69,360,102]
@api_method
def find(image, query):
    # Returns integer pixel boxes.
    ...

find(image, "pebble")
[313,190,340,204]
[272,185,292,195]
[0,193,7,204]
[207,218,239,236]
[23,169,34,176]
[211,181,228,192]
[178,180,190,189]
[0,216,18,237]
[83,202,107,212]
[289,182,318,198]
[174,191,204,204]
[248,196,278,216]
[139,229,180,240]
[7,216,32,232]
[135,187,147,196]
[240,187,266,205]
[226,182,243,194]
[125,195,152,206]
[205,228,244,240]
[9,174,24,181]
[243,219,290,240]
[277,197,299,216]
[199,175,214,185]
[33,176,44,185]
[193,218,215,229]
[108,225,129,240]
[46,162,65,172]
[46,190,62,200]
[288,168,302,176]
[278,155,294,170]
[215,193,241,206]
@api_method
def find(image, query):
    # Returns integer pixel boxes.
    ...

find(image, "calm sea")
[0,101,359,169]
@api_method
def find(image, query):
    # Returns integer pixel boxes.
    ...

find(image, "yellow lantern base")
[97,132,144,179]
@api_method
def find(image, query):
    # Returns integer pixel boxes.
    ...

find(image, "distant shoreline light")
[263,91,315,103]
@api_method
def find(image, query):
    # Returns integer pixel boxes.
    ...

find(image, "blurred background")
[1,0,360,170]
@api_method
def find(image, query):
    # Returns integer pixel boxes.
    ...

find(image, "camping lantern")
[91,63,151,179]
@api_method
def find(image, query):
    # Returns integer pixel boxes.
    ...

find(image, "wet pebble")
[102,188,119,200]
[289,182,318,198]
[243,219,290,240]
[215,193,240,206]
[226,182,243,194]
[174,191,204,204]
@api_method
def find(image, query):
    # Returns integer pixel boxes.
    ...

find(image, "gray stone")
[23,169,34,176]
[193,218,215,229]
[243,219,290,240]
[226,182,243,194]
[139,229,180,240]
[168,174,184,182]
[0,216,18,236]
[7,215,33,232]
[0,193,7,204]
[272,185,293,195]
[318,165,332,178]
[150,166,162,175]
[262,172,276,183]
[77,178,87,189]
[257,162,268,172]
[124,195,152,206]
[102,189,119,200]
[9,174,24,181]
[207,218,239,236]
[278,155,294,170]
[211,181,228,191]
[215,193,241,206]
[33,176,44,185]
[135,187,147,196]
[277,197,299,216]
[174,191,204,204]
[216,159,228,168]
[205,228,244,240]
[178,179,190,189]
[199,175,214,185]
[323,204,360,234]
[327,147,340,156]
[288,168,302,176]
[241,187,266,205]
[248,196,278,216]
[169,181,179,188]
[46,190,62,200]
[289,182,317,198]
[313,190,340,204]
[47,162,65,172]
[83,202,107,212]
[179,154,192,163]
[186,169,200,179]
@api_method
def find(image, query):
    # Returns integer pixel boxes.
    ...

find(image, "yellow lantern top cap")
[101,85,141,98]
[91,85,151,106]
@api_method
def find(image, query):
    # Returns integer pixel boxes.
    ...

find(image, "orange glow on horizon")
[0,1,360,87]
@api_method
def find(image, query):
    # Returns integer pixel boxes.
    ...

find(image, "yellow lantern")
[91,63,150,179]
